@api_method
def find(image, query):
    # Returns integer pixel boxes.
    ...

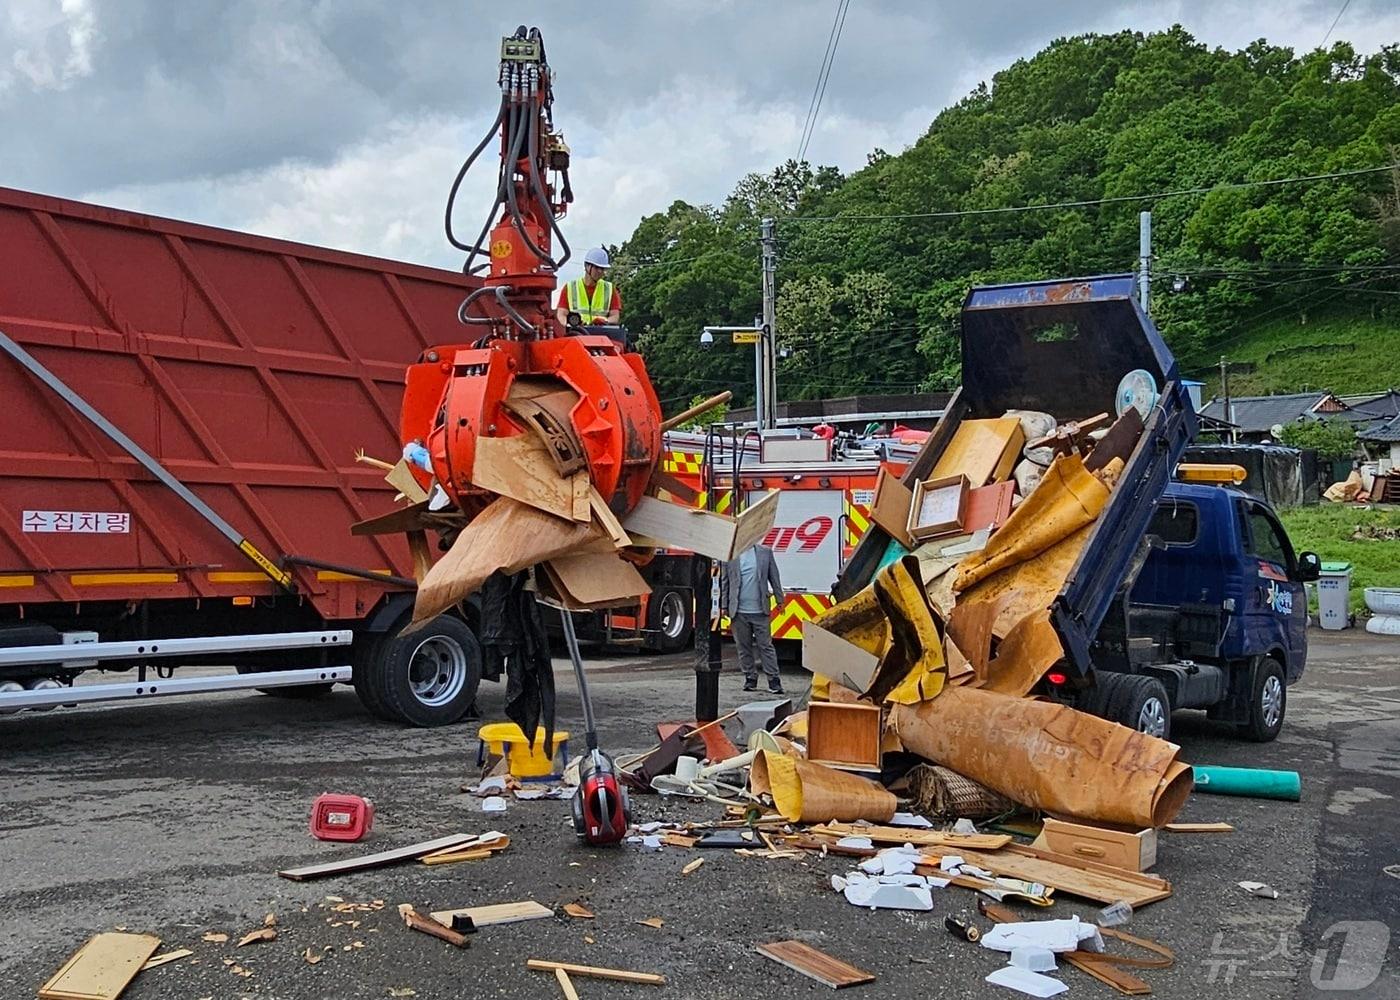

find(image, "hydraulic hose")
[524,84,570,269]
[445,97,506,254]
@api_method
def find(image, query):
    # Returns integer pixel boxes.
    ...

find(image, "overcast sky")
[4,0,1397,285]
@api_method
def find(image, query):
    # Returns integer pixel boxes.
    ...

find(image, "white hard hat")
[584,246,611,269]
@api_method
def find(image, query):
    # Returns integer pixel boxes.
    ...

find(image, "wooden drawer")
[1038,817,1157,872]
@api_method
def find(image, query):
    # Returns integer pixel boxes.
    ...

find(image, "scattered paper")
[1238,881,1279,899]
[890,811,934,829]
[469,776,508,797]
[985,965,1068,998]
[481,796,508,813]
[940,856,965,872]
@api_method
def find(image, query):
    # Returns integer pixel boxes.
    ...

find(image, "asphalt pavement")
[1,629,1396,999]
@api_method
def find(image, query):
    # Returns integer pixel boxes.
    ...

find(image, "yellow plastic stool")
[476,722,570,780]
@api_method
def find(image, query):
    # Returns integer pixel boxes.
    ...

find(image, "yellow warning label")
[491,239,513,258]
[238,540,293,588]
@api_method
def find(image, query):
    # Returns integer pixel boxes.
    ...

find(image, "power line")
[782,162,1400,226]
[1320,0,1353,48]
[796,0,844,162]
[797,0,852,164]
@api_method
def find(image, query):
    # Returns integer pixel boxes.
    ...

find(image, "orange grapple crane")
[398,25,662,520]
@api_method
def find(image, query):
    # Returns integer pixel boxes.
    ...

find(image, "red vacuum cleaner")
[560,608,630,845]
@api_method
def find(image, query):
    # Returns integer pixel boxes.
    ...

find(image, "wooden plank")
[660,390,732,432]
[930,417,1024,487]
[40,932,161,1000]
[384,458,429,503]
[570,472,590,522]
[429,900,553,927]
[526,959,666,986]
[589,488,632,548]
[1164,822,1233,833]
[404,909,469,948]
[278,833,475,881]
[622,496,736,561]
[812,823,1011,851]
[139,949,192,971]
[555,967,581,1000]
[730,490,781,557]
[756,940,876,989]
[473,433,581,521]
[917,844,1172,908]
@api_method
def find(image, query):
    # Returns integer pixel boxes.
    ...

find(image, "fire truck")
[574,427,918,651]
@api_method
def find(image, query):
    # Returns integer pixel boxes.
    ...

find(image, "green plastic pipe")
[1192,765,1301,801]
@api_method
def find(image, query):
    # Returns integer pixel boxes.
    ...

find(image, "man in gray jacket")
[720,543,786,693]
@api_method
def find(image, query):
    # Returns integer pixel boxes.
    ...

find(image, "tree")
[1279,419,1359,459]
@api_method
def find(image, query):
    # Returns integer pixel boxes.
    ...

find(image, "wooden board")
[589,488,632,548]
[139,949,192,971]
[278,833,476,881]
[526,959,666,986]
[812,822,1011,851]
[756,940,875,989]
[918,843,1172,908]
[40,932,161,1000]
[384,458,429,503]
[621,490,779,562]
[806,702,882,771]
[1164,822,1233,833]
[404,909,469,948]
[472,433,582,521]
[544,551,650,609]
[931,417,1025,487]
[555,967,581,1000]
[429,900,553,928]
[868,467,916,549]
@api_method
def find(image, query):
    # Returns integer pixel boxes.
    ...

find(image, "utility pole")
[1220,355,1234,445]
[1138,210,1152,315]
[760,216,778,431]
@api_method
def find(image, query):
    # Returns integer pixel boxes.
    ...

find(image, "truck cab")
[1093,481,1319,742]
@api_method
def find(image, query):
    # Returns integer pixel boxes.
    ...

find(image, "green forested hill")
[613,27,1400,414]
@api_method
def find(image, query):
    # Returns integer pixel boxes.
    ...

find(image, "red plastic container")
[309,793,374,842]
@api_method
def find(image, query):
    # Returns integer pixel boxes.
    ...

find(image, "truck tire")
[645,588,693,653]
[1105,674,1172,740]
[365,615,482,727]
[352,633,394,721]
[1239,657,1286,743]
[235,665,334,699]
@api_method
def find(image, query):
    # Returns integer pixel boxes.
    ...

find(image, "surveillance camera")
[699,329,714,350]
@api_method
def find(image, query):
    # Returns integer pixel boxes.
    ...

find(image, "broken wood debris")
[681,858,705,875]
[401,906,470,949]
[555,967,581,1000]
[236,927,276,947]
[138,949,192,972]
[562,903,595,919]
[429,901,554,928]
[278,833,477,881]
[526,959,666,986]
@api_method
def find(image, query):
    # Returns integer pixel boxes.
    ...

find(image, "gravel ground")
[1,629,1396,999]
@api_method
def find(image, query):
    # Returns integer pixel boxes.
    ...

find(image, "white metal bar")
[0,630,353,668]
[0,666,352,710]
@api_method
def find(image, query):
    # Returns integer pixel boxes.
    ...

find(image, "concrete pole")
[760,217,778,431]
[1138,210,1152,316]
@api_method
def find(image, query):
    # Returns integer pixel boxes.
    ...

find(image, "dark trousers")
[732,612,780,685]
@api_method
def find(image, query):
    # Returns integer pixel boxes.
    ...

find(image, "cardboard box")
[806,701,882,771]
[908,474,969,541]
[931,417,1026,487]
[1038,817,1157,872]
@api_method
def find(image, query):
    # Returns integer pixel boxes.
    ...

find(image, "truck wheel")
[646,589,693,653]
[235,665,334,699]
[368,615,481,727]
[1239,657,1286,743]
[352,633,394,721]
[1107,674,1172,740]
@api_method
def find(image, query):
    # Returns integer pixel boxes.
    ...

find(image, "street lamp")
[700,318,771,431]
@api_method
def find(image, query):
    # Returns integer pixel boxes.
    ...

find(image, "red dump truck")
[0,186,488,725]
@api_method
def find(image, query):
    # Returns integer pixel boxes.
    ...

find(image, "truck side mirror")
[1297,551,1321,582]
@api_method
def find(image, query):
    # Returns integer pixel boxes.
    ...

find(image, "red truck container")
[0,185,486,725]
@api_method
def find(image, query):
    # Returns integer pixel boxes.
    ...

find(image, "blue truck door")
[1237,498,1307,678]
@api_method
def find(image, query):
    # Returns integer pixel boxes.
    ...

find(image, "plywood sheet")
[931,418,1025,487]
[429,900,554,927]
[544,551,650,609]
[278,833,476,881]
[472,433,581,521]
[620,490,779,562]
[801,621,880,693]
[756,940,875,989]
[40,932,161,1000]
[918,843,1172,908]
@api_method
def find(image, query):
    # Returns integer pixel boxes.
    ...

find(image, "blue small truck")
[838,274,1318,743]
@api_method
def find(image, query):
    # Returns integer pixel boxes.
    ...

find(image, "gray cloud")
[3,0,1395,277]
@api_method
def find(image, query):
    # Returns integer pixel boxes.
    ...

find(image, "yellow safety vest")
[566,278,614,323]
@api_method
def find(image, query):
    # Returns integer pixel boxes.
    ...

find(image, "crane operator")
[556,246,621,330]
